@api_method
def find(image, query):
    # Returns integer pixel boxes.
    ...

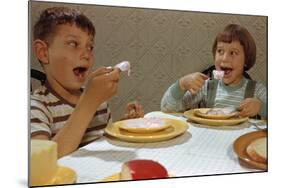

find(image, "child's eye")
[87,45,94,51]
[217,49,224,55]
[68,41,78,47]
[230,51,238,56]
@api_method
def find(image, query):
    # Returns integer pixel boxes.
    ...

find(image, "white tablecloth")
[58,112,266,183]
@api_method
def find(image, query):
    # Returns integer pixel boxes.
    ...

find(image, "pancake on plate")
[194,107,238,119]
[246,137,267,164]
[119,117,171,133]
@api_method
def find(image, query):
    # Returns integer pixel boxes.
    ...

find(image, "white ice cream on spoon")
[81,61,131,89]
[213,70,224,80]
[114,61,131,76]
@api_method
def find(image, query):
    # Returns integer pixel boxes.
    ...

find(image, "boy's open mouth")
[73,67,88,79]
[221,67,232,76]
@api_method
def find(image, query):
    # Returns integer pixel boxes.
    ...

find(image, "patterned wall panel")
[30,2,267,120]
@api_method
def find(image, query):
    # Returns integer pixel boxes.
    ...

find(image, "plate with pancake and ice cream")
[233,130,267,170]
[184,107,248,126]
[104,117,188,143]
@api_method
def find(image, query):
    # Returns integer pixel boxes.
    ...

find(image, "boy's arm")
[52,96,100,158]
[53,69,120,158]
[30,96,100,158]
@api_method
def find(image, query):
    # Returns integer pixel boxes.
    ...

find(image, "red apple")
[121,159,168,180]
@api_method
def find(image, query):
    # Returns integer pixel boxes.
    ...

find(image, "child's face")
[214,40,245,86]
[44,24,94,92]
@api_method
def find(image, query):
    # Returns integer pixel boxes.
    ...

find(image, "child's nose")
[221,52,231,62]
[80,48,92,61]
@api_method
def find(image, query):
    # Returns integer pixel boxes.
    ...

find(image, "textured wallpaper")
[30,2,267,120]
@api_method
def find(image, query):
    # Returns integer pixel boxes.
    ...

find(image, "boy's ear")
[32,39,49,65]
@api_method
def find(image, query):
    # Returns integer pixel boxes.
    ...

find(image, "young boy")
[161,24,267,119]
[31,7,144,158]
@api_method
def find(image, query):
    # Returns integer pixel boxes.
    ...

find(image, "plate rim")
[105,118,188,142]
[102,172,173,182]
[31,166,77,186]
[102,172,120,182]
[232,130,267,170]
[184,109,248,126]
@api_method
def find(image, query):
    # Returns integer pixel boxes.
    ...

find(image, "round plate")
[233,131,267,170]
[102,173,121,182]
[194,108,238,120]
[105,118,188,143]
[53,166,77,185]
[184,109,248,126]
[31,166,76,186]
[118,118,171,133]
[102,172,173,182]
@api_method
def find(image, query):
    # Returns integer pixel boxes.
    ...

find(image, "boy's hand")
[179,72,209,94]
[82,68,120,108]
[91,66,114,77]
[238,98,261,117]
[123,101,144,119]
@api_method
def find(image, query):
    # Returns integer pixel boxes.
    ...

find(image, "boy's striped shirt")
[30,83,111,146]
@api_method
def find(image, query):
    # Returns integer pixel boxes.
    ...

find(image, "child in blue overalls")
[161,24,267,119]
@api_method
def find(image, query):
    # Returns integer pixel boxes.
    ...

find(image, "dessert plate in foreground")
[105,118,188,143]
[184,109,248,126]
[233,130,267,170]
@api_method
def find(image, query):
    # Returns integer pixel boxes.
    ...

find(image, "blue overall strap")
[206,79,218,108]
[244,80,256,99]
[244,80,260,119]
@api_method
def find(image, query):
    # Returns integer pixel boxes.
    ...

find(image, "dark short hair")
[33,7,96,43]
[212,24,256,71]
